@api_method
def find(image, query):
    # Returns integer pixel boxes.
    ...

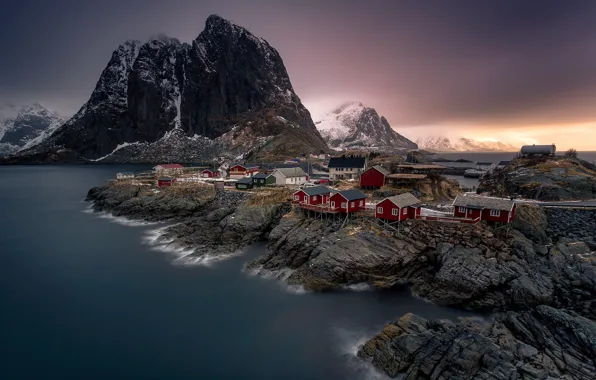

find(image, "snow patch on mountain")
[416,136,518,152]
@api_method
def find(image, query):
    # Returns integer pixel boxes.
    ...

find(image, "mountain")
[314,102,417,151]
[11,15,327,164]
[416,136,518,152]
[0,103,64,156]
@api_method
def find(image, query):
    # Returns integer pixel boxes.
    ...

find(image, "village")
[114,150,520,232]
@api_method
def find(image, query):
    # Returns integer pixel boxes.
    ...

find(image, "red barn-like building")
[293,186,332,205]
[329,189,367,213]
[375,193,421,221]
[229,164,259,178]
[201,169,219,178]
[360,165,390,189]
[453,194,516,224]
[157,177,176,187]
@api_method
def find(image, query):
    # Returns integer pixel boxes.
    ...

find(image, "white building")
[327,156,367,180]
[116,172,135,180]
[270,167,308,185]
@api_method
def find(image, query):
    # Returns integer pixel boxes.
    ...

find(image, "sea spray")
[333,326,392,380]
[243,265,309,294]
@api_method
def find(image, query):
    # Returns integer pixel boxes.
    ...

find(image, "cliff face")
[14,15,327,163]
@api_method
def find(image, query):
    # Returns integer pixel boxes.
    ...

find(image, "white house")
[270,167,308,185]
[327,155,367,180]
[116,172,135,180]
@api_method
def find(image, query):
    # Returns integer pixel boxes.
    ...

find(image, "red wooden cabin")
[201,169,219,178]
[453,194,516,224]
[360,165,390,189]
[157,177,176,187]
[375,193,421,221]
[293,186,332,205]
[329,189,367,213]
[229,164,259,177]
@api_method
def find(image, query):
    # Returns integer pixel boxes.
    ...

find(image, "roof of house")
[335,188,367,201]
[155,164,183,169]
[397,164,446,170]
[158,177,176,181]
[453,194,514,211]
[252,173,270,179]
[299,186,332,196]
[387,173,427,180]
[202,169,217,172]
[328,156,366,168]
[273,167,307,178]
[236,177,253,184]
[385,193,421,208]
[497,161,511,166]
[364,165,390,176]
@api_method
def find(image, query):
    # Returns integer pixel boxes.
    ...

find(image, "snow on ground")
[90,141,142,162]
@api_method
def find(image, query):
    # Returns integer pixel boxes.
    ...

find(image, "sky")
[1,0,596,150]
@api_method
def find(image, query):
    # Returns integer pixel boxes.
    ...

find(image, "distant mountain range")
[314,102,417,151]
[416,136,518,152]
[0,103,64,156]
[5,15,327,164]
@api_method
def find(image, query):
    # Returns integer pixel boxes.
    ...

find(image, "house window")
[341,202,347,209]
[260,179,264,183]
[313,196,317,201]
[458,207,466,213]
[392,208,398,216]
[490,209,500,217]
[294,195,299,201]
[350,202,355,208]
[402,208,407,215]
[377,207,383,214]
[331,201,335,208]
[359,200,363,206]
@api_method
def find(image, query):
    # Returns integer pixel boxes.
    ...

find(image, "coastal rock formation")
[478,156,596,200]
[248,210,596,319]
[11,15,327,164]
[315,102,417,151]
[358,305,596,379]
[545,208,596,249]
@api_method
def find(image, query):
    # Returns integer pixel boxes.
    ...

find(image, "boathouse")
[201,169,219,178]
[375,193,421,221]
[293,186,332,205]
[360,165,389,189]
[252,173,275,187]
[453,194,516,224]
[157,177,176,187]
[329,189,367,213]
[270,167,308,185]
[235,177,254,190]
[154,164,184,175]
[229,164,259,179]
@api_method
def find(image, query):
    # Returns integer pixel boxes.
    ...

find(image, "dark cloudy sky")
[2,0,596,148]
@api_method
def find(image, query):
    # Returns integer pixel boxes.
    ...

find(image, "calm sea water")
[0,165,479,380]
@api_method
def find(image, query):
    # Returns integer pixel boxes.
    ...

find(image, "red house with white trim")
[157,177,176,187]
[453,194,516,224]
[201,169,219,178]
[360,165,390,189]
[329,189,367,213]
[293,186,332,205]
[229,164,259,179]
[375,193,421,221]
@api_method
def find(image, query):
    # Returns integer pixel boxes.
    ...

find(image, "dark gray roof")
[252,173,269,179]
[158,177,176,181]
[236,177,253,184]
[337,189,367,201]
[453,194,514,211]
[477,162,493,165]
[301,186,332,196]
[386,193,421,208]
[365,165,390,176]
[273,167,307,178]
[328,156,366,168]
[498,161,510,166]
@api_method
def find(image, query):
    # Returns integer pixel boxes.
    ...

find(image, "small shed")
[116,172,135,180]
[329,189,367,213]
[360,165,390,189]
[157,177,176,187]
[252,173,275,187]
[201,169,219,178]
[375,193,421,221]
[293,186,332,205]
[521,144,556,156]
[235,177,254,190]
[453,194,516,224]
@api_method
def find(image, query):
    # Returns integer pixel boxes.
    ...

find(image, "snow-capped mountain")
[12,15,327,163]
[314,102,417,151]
[0,103,64,155]
[416,136,518,152]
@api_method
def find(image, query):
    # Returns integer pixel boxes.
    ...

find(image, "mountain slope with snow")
[416,136,518,152]
[315,102,417,151]
[0,103,64,155]
[11,15,327,163]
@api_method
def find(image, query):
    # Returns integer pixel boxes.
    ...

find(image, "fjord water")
[0,165,477,380]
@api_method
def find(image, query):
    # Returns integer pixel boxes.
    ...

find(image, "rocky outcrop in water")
[10,15,327,164]
[358,305,596,380]
[479,156,596,200]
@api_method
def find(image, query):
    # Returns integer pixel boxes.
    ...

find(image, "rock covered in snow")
[416,135,518,152]
[13,14,327,163]
[314,102,417,151]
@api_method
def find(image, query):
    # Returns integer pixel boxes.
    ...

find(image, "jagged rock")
[358,305,596,380]
[10,15,327,164]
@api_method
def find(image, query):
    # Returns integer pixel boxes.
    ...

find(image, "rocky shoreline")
[86,182,596,379]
